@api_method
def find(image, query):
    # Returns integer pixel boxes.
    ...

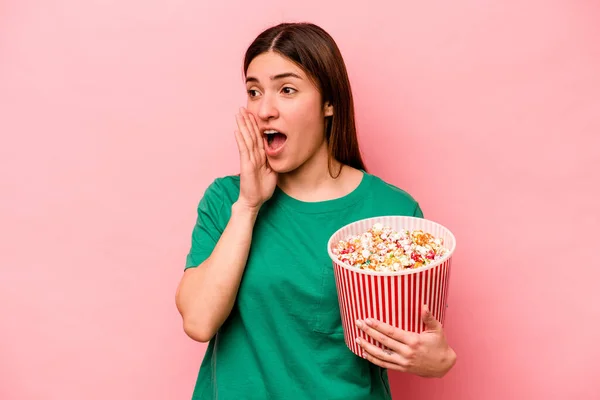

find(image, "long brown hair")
[243,22,367,177]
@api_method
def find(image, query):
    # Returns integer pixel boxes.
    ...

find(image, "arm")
[175,202,258,342]
[175,108,277,342]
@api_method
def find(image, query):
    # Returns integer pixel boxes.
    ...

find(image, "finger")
[422,304,442,331]
[236,113,255,162]
[240,108,257,148]
[355,337,401,364]
[360,347,406,372]
[265,157,274,174]
[357,318,417,349]
[248,112,264,151]
[234,130,249,160]
[356,321,411,357]
[362,351,398,370]
[256,145,267,168]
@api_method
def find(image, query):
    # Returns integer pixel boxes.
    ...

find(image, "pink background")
[1,1,599,399]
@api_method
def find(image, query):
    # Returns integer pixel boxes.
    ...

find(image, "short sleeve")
[413,203,424,218]
[184,179,226,269]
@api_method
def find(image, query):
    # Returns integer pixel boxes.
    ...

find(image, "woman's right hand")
[233,107,278,212]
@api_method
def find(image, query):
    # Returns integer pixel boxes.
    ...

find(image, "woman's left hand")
[355,304,456,378]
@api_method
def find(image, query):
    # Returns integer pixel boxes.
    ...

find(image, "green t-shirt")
[185,171,423,400]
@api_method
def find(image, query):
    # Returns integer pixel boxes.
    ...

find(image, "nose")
[256,93,279,122]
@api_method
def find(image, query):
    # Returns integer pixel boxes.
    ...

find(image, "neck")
[277,142,344,201]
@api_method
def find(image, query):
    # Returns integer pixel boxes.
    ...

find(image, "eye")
[247,89,260,98]
[281,87,297,95]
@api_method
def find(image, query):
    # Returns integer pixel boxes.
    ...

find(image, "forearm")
[176,201,258,342]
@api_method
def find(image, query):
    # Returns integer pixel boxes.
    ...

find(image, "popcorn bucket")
[327,216,456,357]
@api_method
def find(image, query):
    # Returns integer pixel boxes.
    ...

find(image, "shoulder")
[208,174,240,194]
[367,173,418,202]
[365,173,423,217]
[198,174,240,207]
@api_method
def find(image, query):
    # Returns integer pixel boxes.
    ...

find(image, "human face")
[245,51,333,173]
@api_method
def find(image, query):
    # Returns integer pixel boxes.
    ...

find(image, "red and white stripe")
[327,216,456,357]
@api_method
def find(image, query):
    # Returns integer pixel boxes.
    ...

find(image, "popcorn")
[332,224,449,272]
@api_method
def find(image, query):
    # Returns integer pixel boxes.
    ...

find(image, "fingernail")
[355,337,361,344]
[355,320,363,328]
[362,352,367,359]
[365,318,372,326]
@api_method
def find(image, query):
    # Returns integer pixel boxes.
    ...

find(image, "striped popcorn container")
[327,216,456,357]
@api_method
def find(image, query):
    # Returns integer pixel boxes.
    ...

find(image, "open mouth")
[264,129,287,151]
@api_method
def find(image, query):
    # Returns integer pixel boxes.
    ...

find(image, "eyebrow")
[245,72,303,84]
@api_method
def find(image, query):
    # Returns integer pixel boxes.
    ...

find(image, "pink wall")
[1,1,599,399]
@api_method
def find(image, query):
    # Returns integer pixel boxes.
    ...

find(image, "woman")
[176,22,456,399]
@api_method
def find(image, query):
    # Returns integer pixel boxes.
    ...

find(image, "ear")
[323,102,334,117]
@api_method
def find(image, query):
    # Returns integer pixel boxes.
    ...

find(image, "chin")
[267,157,299,174]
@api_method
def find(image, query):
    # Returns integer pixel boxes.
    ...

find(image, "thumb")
[422,304,442,331]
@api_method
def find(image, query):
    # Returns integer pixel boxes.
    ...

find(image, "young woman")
[176,22,456,399]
